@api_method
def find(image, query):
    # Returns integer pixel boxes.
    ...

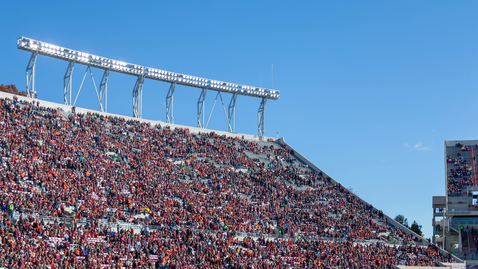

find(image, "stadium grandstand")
[0,90,465,268]
[433,140,478,266]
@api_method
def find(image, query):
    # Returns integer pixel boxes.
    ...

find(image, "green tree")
[394,214,409,228]
[410,220,423,236]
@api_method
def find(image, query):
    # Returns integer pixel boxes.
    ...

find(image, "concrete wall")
[0,91,276,142]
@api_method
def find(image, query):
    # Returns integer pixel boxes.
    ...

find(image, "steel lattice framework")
[17,37,280,136]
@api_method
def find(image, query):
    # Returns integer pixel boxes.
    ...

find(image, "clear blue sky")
[1,1,477,238]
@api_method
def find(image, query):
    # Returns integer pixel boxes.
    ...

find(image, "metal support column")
[99,70,109,112]
[25,52,38,99]
[132,76,144,118]
[197,88,207,128]
[228,93,237,133]
[258,97,267,137]
[166,82,175,123]
[63,62,75,105]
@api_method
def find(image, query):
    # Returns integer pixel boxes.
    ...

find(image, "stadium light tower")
[17,37,280,137]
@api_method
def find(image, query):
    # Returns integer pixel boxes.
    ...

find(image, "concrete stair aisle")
[463,232,470,253]
[470,232,476,254]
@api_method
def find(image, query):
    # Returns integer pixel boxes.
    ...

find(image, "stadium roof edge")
[445,139,478,147]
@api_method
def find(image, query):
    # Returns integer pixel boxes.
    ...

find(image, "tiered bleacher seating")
[0,94,458,268]
[447,143,476,195]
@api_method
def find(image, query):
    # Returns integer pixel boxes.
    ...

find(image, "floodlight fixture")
[17,37,280,100]
[17,36,279,137]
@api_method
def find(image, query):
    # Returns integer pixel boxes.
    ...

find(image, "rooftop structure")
[17,37,280,136]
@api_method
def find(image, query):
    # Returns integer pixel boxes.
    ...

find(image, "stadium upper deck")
[445,140,478,213]
[431,140,478,262]
[0,91,463,268]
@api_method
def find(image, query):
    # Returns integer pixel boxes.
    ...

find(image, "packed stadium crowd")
[447,146,474,195]
[0,95,457,268]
